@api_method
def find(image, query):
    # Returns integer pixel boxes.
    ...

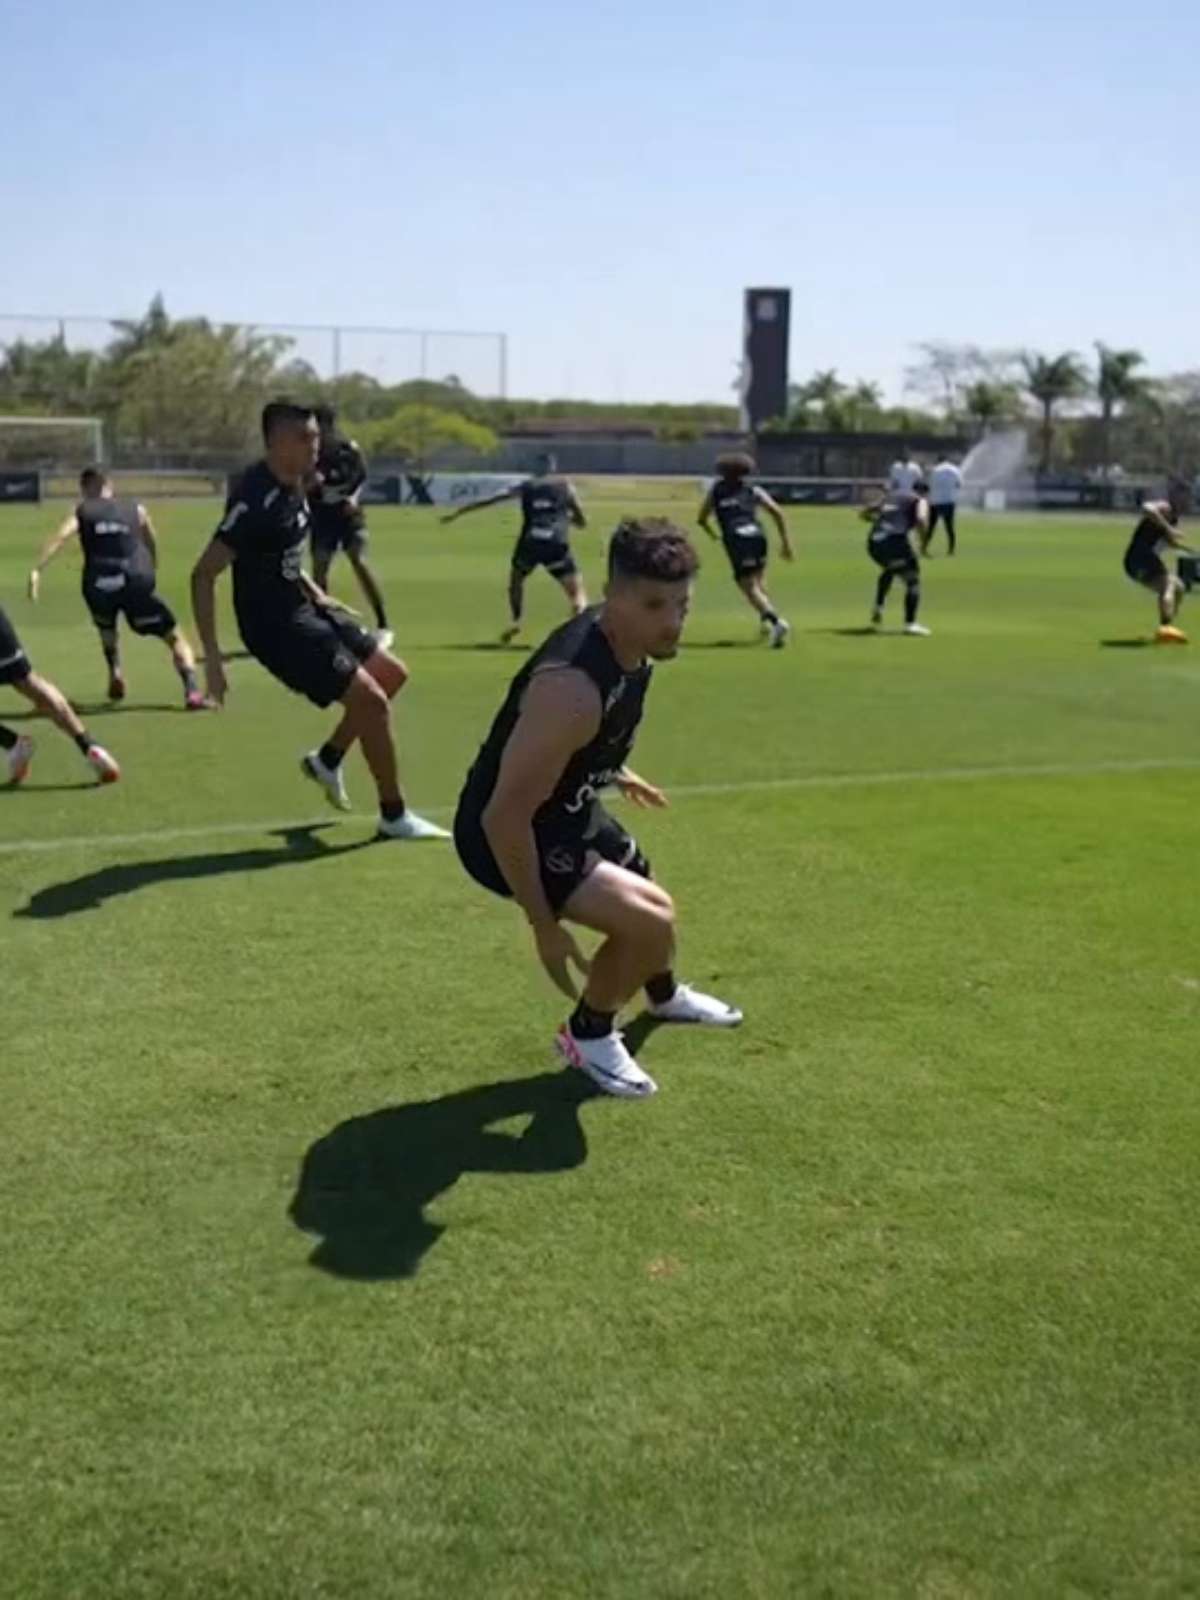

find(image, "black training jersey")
[519,477,573,542]
[76,496,150,577]
[1125,507,1173,566]
[312,437,368,522]
[459,608,651,832]
[216,461,313,632]
[711,480,763,542]
[869,496,921,543]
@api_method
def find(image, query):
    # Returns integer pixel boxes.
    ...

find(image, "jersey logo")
[264,487,280,510]
[603,679,627,715]
[545,846,577,875]
[220,501,249,534]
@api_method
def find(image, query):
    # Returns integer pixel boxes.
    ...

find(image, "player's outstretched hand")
[27,569,40,602]
[203,657,228,707]
[781,545,796,563]
[617,772,668,809]
[532,920,590,999]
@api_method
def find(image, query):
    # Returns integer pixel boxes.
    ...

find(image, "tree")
[963,380,1022,439]
[1021,351,1089,472]
[1094,343,1146,478]
[904,342,1022,419]
[356,404,497,464]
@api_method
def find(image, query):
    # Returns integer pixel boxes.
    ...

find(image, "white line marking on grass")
[1,756,1198,859]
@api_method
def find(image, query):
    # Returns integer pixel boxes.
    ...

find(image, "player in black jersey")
[190,399,446,841]
[309,406,392,646]
[455,518,742,1100]
[861,483,931,635]
[1122,483,1192,643]
[697,453,794,647]
[28,469,209,709]
[0,599,120,787]
[441,453,588,643]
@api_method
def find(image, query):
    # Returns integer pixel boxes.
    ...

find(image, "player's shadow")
[13,824,366,920]
[682,639,761,650]
[440,642,531,653]
[1099,638,1152,649]
[290,1070,596,1280]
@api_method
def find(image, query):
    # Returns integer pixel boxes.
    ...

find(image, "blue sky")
[4,1,1196,403]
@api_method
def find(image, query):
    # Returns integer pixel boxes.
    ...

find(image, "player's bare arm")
[190,537,234,704]
[567,486,588,529]
[137,506,159,567]
[697,487,718,538]
[441,484,521,525]
[755,487,794,559]
[482,668,601,995]
[28,513,80,599]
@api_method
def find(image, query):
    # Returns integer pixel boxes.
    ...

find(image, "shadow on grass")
[682,639,761,651]
[1099,638,1152,650]
[438,641,532,653]
[290,1070,596,1279]
[2,780,98,795]
[13,824,366,919]
[3,701,186,720]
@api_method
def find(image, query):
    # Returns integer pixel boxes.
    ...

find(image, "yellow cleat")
[1155,624,1189,644]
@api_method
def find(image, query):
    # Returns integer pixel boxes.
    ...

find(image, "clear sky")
[4,1,1196,404]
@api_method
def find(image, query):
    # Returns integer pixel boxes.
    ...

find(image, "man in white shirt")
[887,455,923,496]
[925,456,963,555]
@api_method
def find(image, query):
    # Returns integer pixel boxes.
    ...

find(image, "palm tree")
[963,381,1011,439]
[1095,343,1146,479]
[1022,352,1089,473]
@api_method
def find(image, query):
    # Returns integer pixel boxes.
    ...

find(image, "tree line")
[2,298,1197,477]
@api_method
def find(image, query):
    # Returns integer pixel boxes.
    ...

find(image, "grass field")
[2,491,1199,1598]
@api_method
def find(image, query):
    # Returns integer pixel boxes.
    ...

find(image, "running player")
[697,453,793,646]
[862,482,931,635]
[190,399,446,840]
[309,405,392,647]
[1122,483,1192,643]
[441,453,588,643]
[28,469,209,709]
[0,599,120,786]
[454,517,742,1100]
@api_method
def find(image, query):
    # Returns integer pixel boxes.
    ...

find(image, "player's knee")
[348,672,388,719]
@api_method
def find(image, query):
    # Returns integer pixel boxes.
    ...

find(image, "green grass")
[2,495,1199,1599]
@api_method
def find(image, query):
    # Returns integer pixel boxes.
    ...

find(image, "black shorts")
[311,512,368,558]
[454,801,650,916]
[511,536,579,581]
[242,604,378,709]
[723,533,768,578]
[1178,555,1200,592]
[1124,551,1167,587]
[83,570,177,637]
[869,535,918,574]
[0,604,31,686]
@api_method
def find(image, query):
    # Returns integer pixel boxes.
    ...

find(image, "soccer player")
[887,453,923,495]
[697,453,794,647]
[1122,483,1193,643]
[309,405,392,647]
[190,399,447,840]
[0,600,120,786]
[862,482,931,635]
[28,468,209,709]
[440,453,588,643]
[925,454,963,555]
[454,517,742,1100]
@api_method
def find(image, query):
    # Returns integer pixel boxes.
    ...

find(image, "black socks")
[570,999,615,1040]
[645,972,677,1005]
[318,742,345,771]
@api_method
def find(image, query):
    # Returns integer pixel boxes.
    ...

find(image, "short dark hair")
[261,398,315,443]
[79,466,108,493]
[608,518,699,584]
[716,451,755,480]
[314,403,336,431]
[913,478,930,495]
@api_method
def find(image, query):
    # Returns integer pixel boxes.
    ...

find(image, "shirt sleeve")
[346,443,368,494]
[215,484,255,553]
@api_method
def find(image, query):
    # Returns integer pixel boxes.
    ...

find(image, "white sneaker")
[373,627,395,652]
[649,983,744,1028]
[769,618,791,649]
[86,744,121,784]
[6,734,34,786]
[301,751,351,812]
[376,810,451,841]
[555,1026,658,1099]
[903,622,931,636]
